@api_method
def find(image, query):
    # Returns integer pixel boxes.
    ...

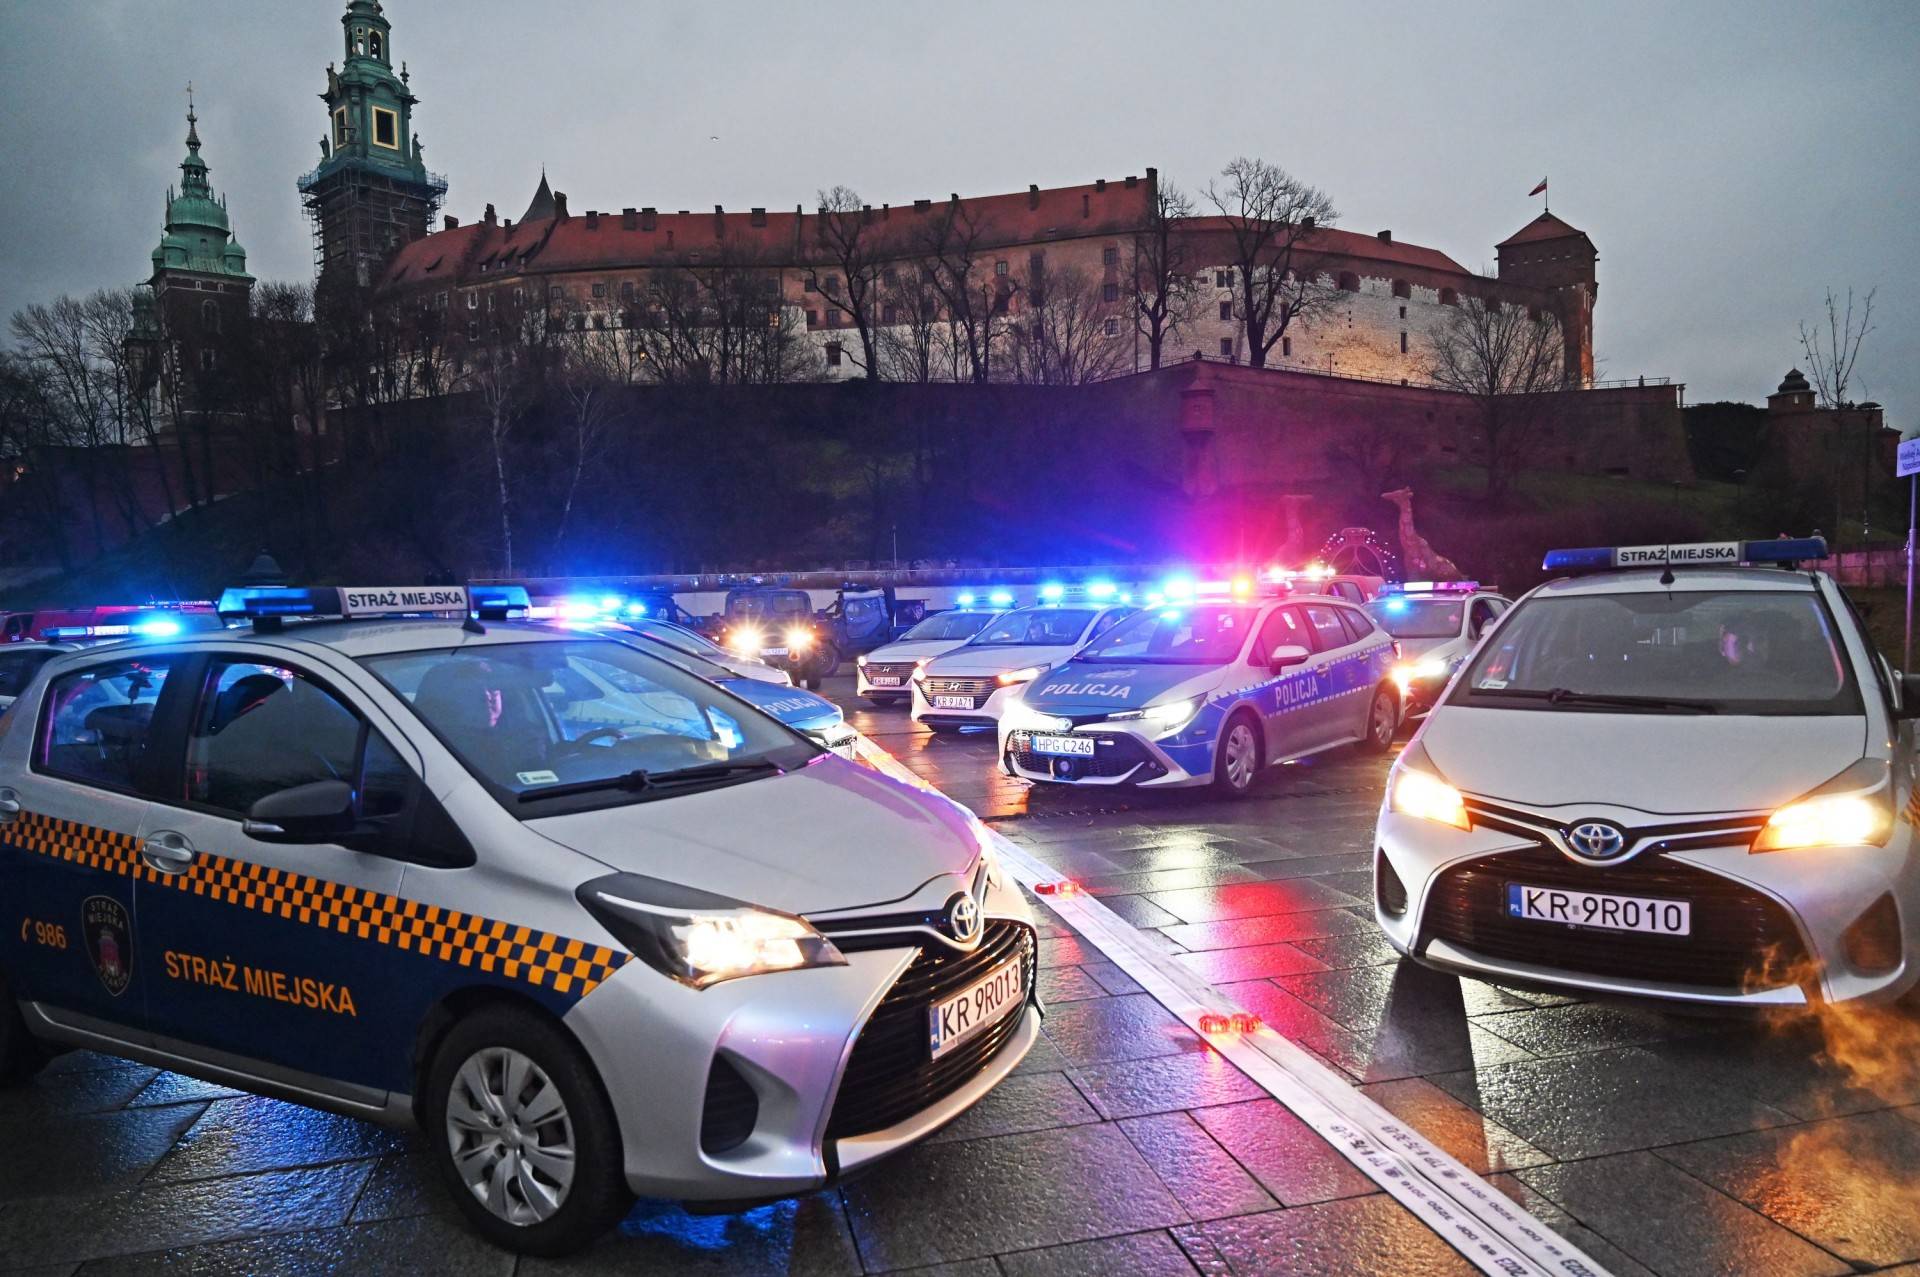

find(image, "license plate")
[1032,733,1095,757]
[1506,883,1691,936]
[929,957,1025,1060]
[933,694,975,709]
[870,675,902,687]
[762,647,789,657]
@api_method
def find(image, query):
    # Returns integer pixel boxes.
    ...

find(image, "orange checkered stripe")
[3,810,629,1000]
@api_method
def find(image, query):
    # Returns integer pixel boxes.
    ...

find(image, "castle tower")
[1496,212,1598,386]
[297,0,445,292]
[129,96,255,394]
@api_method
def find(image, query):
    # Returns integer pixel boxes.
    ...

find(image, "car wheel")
[423,1005,631,1256]
[0,972,47,1085]
[1358,684,1398,754]
[1212,711,1263,797]
[816,644,842,680]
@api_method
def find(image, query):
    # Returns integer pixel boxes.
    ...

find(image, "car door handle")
[0,788,19,821]
[141,832,198,874]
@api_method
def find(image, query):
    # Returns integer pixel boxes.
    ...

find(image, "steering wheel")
[556,726,626,756]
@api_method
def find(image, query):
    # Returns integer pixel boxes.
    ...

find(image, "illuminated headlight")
[1753,761,1893,852]
[1003,700,1070,732]
[728,626,765,655]
[1388,741,1469,830]
[1392,657,1451,694]
[1111,695,1203,736]
[785,627,815,651]
[577,874,845,989]
[997,665,1048,687]
[856,654,869,667]
[912,660,932,684]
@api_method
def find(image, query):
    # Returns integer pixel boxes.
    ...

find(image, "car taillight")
[1392,640,1403,659]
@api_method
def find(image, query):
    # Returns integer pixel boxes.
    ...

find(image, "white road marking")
[853,731,1610,1277]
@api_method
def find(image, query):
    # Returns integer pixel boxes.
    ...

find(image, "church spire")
[180,83,211,198]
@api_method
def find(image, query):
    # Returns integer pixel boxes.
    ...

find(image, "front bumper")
[799,719,861,761]
[998,720,1206,788]
[565,872,1038,1200]
[910,679,1022,729]
[857,663,916,701]
[1375,803,1920,1007]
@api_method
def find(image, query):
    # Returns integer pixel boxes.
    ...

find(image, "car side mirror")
[1268,644,1311,672]
[244,779,357,844]
[1898,673,1920,721]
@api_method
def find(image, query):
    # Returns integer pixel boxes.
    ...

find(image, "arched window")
[201,299,221,333]
[1438,288,1459,307]
[368,30,383,60]
[1391,279,1411,299]
[1337,271,1361,292]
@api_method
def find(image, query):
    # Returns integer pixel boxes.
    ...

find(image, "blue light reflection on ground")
[618,1197,795,1254]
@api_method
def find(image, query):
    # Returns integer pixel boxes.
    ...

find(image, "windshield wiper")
[1473,686,1719,714]
[518,760,784,803]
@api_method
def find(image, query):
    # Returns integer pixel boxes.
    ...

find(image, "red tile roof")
[1496,212,1589,249]
[1175,217,1472,277]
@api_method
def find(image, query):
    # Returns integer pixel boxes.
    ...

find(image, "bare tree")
[914,200,1015,383]
[1798,286,1882,538]
[875,262,946,384]
[455,306,554,573]
[1427,297,1569,500]
[1131,178,1202,370]
[807,187,887,377]
[1204,157,1339,369]
[1010,264,1131,386]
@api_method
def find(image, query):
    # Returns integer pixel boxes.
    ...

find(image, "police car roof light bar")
[1542,537,1829,574]
[1386,580,1482,594]
[216,584,490,631]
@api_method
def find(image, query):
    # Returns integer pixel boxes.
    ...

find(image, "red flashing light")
[1034,880,1080,897]
[1231,1013,1261,1034]
[1198,1014,1233,1036]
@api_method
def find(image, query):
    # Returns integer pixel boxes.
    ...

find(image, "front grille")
[863,663,916,682]
[825,921,1035,1140]
[700,1055,759,1155]
[1376,848,1408,916]
[1420,845,1810,990]
[925,676,997,696]
[1007,730,1156,780]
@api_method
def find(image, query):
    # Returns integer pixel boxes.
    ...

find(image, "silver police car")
[0,585,1036,1254]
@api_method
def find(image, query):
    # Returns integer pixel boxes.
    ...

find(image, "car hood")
[1394,635,1456,661]
[1421,707,1869,814]
[927,643,1075,676]
[527,758,980,914]
[867,638,969,663]
[719,678,842,730]
[1022,662,1220,714]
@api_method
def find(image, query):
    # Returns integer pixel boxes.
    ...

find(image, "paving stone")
[145,1096,407,1183]
[996,1228,1200,1276]
[1036,964,1107,1004]
[1007,1031,1073,1078]
[0,1163,373,1267]
[1073,1048,1267,1120]
[0,1064,159,1120]
[1189,1099,1377,1206]
[522,1193,861,1276]
[841,1123,1186,1270]
[1098,895,1183,930]
[1657,1110,1920,1269]
[1172,942,1328,984]
[74,1212,513,1276]
[1036,934,1094,968]
[1648,1023,1920,1121]
[1274,959,1476,1035]
[925,1071,1102,1145]
[127,1072,247,1108]
[1189,1194,1478,1276]
[1290,929,1404,970]
[1241,852,1372,881]
[348,1147,446,1223]
[1468,999,1727,1057]
[1453,980,1543,1018]
[1081,865,1266,898]
[1119,1112,1277,1221]
[1225,980,1532,1083]
[1039,993,1206,1068]
[0,1104,204,1199]
[882,1262,1000,1277]
[1519,1151,1850,1277]
[1080,960,1146,996]
[1356,1077,1551,1174]
[1093,841,1259,873]
[1159,907,1375,952]
[1145,878,1363,924]
[1432,1046,1799,1160]
[1486,1173,1657,1277]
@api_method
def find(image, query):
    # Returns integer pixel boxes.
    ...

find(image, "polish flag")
[1528,178,1548,197]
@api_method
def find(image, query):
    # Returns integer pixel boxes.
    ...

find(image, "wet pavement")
[4,678,1920,1273]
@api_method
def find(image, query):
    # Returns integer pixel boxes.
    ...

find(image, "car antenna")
[1659,547,1676,587]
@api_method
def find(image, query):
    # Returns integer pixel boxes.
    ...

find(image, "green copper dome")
[151,106,253,281]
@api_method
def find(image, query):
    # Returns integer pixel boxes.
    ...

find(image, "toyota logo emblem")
[945,892,982,944]
[1566,821,1628,861]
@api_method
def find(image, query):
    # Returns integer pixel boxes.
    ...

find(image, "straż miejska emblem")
[82,895,134,997]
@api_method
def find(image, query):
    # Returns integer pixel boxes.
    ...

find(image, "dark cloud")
[3,0,1914,418]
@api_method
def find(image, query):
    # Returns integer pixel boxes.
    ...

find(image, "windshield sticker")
[1479,677,1509,690]
[517,770,561,785]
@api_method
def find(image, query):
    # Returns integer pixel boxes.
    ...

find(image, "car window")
[1087,609,1129,641]
[37,656,177,793]
[0,648,59,699]
[186,660,408,819]
[1078,606,1255,664]
[1253,607,1309,661]
[902,611,995,642]
[968,609,1097,647]
[1469,599,1501,638]
[1300,604,1350,653]
[1365,597,1465,639]
[1338,608,1376,644]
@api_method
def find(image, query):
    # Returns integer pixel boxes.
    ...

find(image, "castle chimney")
[881,202,889,219]
[1302,216,1316,230]
[1095,178,1106,192]
[483,203,497,225]
[1145,166,1158,185]
[641,207,657,231]
[586,210,600,229]
[553,192,570,220]
[714,205,725,238]
[1028,184,1040,209]
[622,207,637,230]
[751,207,767,227]
[914,198,931,213]
[1124,174,1138,188]
[444,214,460,230]
[1377,229,1392,242]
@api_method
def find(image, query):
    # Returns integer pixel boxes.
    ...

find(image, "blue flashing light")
[1381,598,1409,614]
[988,589,1015,607]
[1039,583,1065,602]
[217,586,336,618]
[956,592,977,607]
[469,586,532,618]
[598,594,623,611]
[1743,537,1828,563]
[1087,581,1117,600]
[134,619,182,638]
[1159,609,1182,621]
[1163,576,1196,601]
[624,602,648,617]
[1118,591,1134,604]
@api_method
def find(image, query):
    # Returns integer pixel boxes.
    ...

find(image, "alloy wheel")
[1222,721,1258,790]
[445,1046,577,1227]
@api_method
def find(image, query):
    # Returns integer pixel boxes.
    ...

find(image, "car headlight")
[1111,695,1203,736]
[785,626,815,651]
[1752,759,1893,852]
[997,665,1048,687]
[1388,740,1469,830]
[856,654,869,667]
[1003,700,1070,732]
[1392,657,1452,693]
[576,874,845,988]
[728,626,765,655]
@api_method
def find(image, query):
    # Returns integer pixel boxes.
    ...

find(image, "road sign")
[1898,437,1920,477]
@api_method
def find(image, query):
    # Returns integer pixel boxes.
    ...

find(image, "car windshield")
[1366,598,1464,639]
[902,611,996,642]
[1077,605,1256,664]
[632,620,732,661]
[967,609,1096,647]
[730,593,810,619]
[362,639,816,813]
[616,632,737,683]
[1451,589,1861,715]
[0,648,60,699]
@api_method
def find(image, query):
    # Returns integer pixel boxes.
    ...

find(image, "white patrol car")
[1364,582,1513,718]
[603,615,793,686]
[1000,586,1400,795]
[857,607,1005,704]
[911,602,1134,732]
[0,585,1036,1254]
[1376,537,1920,1008]
[0,642,77,719]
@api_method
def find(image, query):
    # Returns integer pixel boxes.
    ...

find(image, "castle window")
[1399,305,1407,319]
[1219,338,1233,358]
[593,315,606,331]
[1400,331,1409,354]
[549,286,564,300]
[1103,246,1120,267]
[804,277,817,292]
[371,107,399,150]
[995,259,1009,277]
[1219,301,1232,321]
[1283,337,1291,357]
[1215,270,1230,287]
[822,275,840,296]
[368,30,383,60]
[1103,283,1119,303]
[882,303,898,325]
[620,281,634,299]
[332,107,348,147]
[592,283,606,298]
[201,299,221,333]
[1337,271,1361,292]
[826,342,843,368]
[1103,317,1120,337]
[1391,279,1411,299]
[467,293,478,310]
[199,349,216,371]
[806,310,818,327]
[1439,288,1458,307]
[467,321,479,340]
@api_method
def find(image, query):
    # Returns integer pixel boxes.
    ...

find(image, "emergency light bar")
[1383,580,1482,594]
[44,618,186,640]
[1542,538,1828,573]
[217,584,530,623]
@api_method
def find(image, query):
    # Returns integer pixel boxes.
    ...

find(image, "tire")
[815,644,842,681]
[422,1005,632,1256]
[1212,710,1263,798]
[0,972,47,1086]
[1358,684,1398,754]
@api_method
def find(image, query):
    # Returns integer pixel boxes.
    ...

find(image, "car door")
[132,653,422,1093]
[1247,605,1324,760]
[1297,602,1365,749]
[0,651,183,1034]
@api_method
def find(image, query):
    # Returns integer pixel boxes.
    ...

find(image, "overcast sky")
[4,0,1914,419]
